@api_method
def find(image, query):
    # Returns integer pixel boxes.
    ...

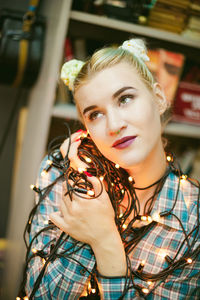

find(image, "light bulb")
[41,170,47,177]
[78,167,86,173]
[166,155,172,162]
[180,174,187,182]
[142,288,149,294]
[115,164,120,168]
[158,249,167,258]
[152,212,160,222]
[87,190,95,196]
[85,157,92,163]
[187,258,192,264]
[128,176,133,182]
[30,184,35,190]
[32,248,37,254]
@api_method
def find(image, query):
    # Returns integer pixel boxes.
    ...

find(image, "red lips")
[112,136,137,148]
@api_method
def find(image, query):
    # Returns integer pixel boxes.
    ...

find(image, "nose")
[106,108,126,136]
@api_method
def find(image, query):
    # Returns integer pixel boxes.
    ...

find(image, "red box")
[173,82,200,125]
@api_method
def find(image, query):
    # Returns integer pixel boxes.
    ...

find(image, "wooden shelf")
[70,11,200,49]
[52,103,200,139]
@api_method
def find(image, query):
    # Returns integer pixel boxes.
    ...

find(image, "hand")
[50,130,126,276]
[50,176,116,246]
[50,129,116,246]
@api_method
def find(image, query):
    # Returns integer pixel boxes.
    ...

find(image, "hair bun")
[61,59,84,91]
[120,39,150,62]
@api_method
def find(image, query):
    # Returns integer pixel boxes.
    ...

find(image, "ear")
[153,83,168,115]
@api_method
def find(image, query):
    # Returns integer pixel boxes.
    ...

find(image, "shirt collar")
[150,171,189,232]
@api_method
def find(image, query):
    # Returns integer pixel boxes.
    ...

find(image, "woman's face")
[75,62,165,170]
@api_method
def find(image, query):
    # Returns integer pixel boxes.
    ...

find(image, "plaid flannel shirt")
[25,156,200,299]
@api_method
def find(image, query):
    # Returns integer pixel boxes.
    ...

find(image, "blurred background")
[0,0,200,299]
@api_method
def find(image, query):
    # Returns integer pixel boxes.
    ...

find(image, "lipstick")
[112,136,137,149]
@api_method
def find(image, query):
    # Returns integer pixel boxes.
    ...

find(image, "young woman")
[22,39,200,299]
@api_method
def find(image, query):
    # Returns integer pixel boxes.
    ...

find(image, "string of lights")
[17,128,200,300]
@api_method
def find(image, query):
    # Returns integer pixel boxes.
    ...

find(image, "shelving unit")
[70,10,200,49]
[52,103,200,139]
[4,1,200,299]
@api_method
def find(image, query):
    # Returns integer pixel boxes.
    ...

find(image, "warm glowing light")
[85,157,92,163]
[158,249,167,258]
[30,184,35,190]
[16,298,21,300]
[147,281,152,286]
[187,258,193,264]
[166,155,172,162]
[42,258,46,265]
[91,289,96,293]
[43,220,49,225]
[152,212,160,222]
[78,167,86,173]
[23,297,29,300]
[81,132,88,138]
[121,189,124,194]
[47,160,53,165]
[142,288,149,294]
[111,182,114,186]
[147,216,152,222]
[41,170,47,177]
[141,216,147,221]
[128,176,133,182]
[32,248,37,254]
[115,164,120,168]
[87,190,95,196]
[141,260,145,266]
[180,174,187,182]
[122,224,127,229]
[99,176,104,181]
[119,213,123,218]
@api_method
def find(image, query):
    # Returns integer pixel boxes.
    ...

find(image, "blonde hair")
[73,40,155,93]
[72,39,171,128]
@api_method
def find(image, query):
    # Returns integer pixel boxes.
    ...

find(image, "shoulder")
[179,176,200,231]
[37,155,64,189]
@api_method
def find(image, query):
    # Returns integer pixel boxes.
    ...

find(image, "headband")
[60,39,150,91]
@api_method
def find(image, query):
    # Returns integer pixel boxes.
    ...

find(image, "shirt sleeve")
[25,156,96,299]
[97,257,200,300]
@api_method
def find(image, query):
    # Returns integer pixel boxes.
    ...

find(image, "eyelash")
[87,94,135,121]
[118,94,134,105]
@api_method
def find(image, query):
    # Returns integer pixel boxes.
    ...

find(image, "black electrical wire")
[18,127,200,300]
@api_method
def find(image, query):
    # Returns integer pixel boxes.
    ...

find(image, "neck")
[126,140,167,210]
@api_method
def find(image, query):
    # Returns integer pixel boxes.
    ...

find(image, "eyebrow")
[82,86,136,115]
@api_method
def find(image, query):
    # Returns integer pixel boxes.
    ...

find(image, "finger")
[60,130,85,158]
[49,211,69,232]
[61,197,72,215]
[84,176,103,198]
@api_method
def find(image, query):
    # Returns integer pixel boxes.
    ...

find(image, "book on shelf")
[173,82,200,125]
[146,49,185,104]
[147,0,189,33]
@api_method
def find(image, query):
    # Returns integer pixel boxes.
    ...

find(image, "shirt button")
[80,268,86,275]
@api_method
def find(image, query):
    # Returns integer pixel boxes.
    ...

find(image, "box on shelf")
[172,81,200,125]
[146,49,185,104]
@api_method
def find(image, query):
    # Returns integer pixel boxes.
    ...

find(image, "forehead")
[74,62,146,106]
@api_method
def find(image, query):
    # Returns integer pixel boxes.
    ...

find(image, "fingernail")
[83,171,93,177]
